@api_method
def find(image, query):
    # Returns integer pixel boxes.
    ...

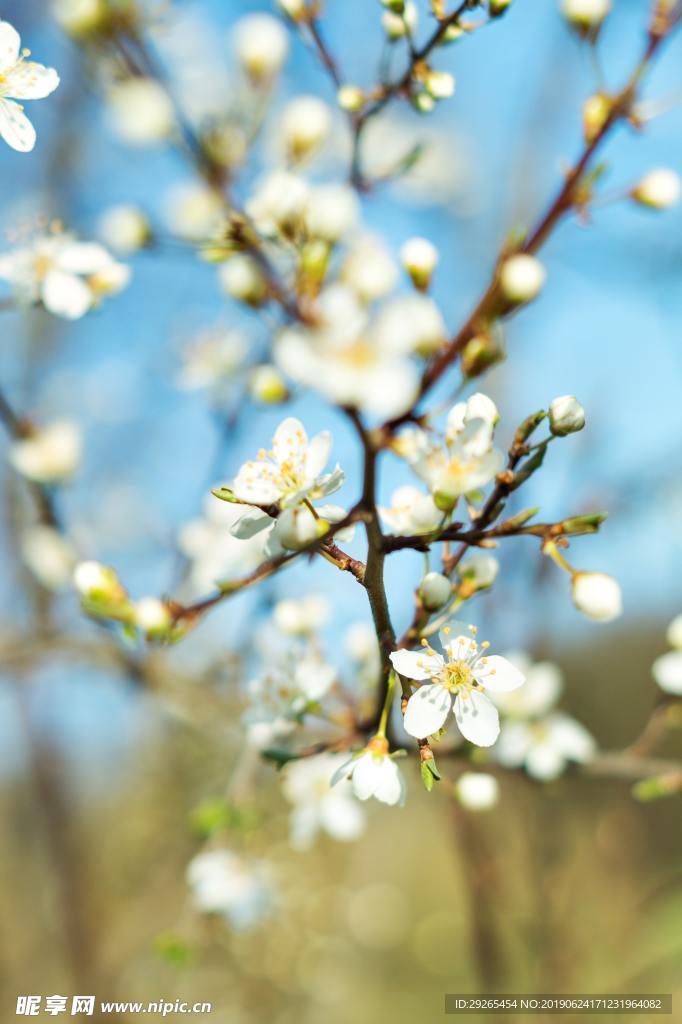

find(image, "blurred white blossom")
[0,20,59,152]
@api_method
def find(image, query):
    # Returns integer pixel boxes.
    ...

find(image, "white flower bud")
[9,420,81,484]
[549,395,586,436]
[165,183,225,241]
[561,0,611,30]
[275,506,327,550]
[455,772,500,811]
[666,614,682,650]
[419,571,452,611]
[342,235,397,302]
[424,70,455,100]
[382,1,417,39]
[400,237,439,290]
[107,79,174,146]
[219,255,267,305]
[499,254,546,304]
[277,0,307,20]
[571,571,622,622]
[632,168,681,210]
[413,91,435,114]
[274,595,329,635]
[337,85,365,112]
[305,185,358,243]
[52,0,107,34]
[98,204,150,253]
[73,560,124,602]
[21,526,76,591]
[134,597,172,634]
[249,365,288,404]
[281,96,331,163]
[247,171,309,237]
[234,14,289,81]
[459,552,499,589]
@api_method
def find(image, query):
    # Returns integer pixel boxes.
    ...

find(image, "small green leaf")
[421,762,434,792]
[211,486,240,503]
[260,748,302,768]
[154,932,192,967]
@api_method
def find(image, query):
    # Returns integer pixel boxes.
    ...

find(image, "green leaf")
[497,507,539,532]
[513,410,546,447]
[154,932,192,967]
[211,486,240,503]
[260,748,302,768]
[421,761,434,792]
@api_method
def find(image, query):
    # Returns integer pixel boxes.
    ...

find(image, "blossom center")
[440,659,475,693]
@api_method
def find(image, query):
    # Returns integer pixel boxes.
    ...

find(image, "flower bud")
[249,365,288,404]
[98,204,150,253]
[455,772,500,811]
[458,553,499,593]
[134,597,172,635]
[424,70,455,100]
[583,92,611,143]
[9,420,81,484]
[400,237,439,290]
[631,168,681,210]
[275,506,328,550]
[489,0,512,16]
[277,0,308,20]
[21,526,76,591]
[499,254,546,305]
[305,184,358,243]
[53,0,108,36]
[419,571,452,611]
[73,561,125,603]
[107,79,174,146]
[571,571,622,622]
[382,1,417,39]
[549,395,586,436]
[561,0,611,34]
[234,14,289,82]
[219,255,267,306]
[281,96,331,163]
[337,85,365,112]
[381,0,405,11]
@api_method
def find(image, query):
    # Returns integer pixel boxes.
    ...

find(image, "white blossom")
[666,614,682,650]
[561,0,611,30]
[107,78,174,145]
[246,170,309,237]
[455,771,500,810]
[632,168,681,210]
[97,205,150,253]
[9,419,81,483]
[234,14,288,82]
[276,286,419,419]
[177,497,268,596]
[0,231,130,319]
[218,254,267,305]
[371,294,446,357]
[341,235,398,303]
[281,95,331,163]
[400,236,438,289]
[165,182,226,241]
[379,485,441,535]
[549,394,586,436]
[391,623,525,745]
[186,850,273,929]
[491,651,563,719]
[282,753,366,849]
[304,185,359,243]
[249,364,288,404]
[232,417,344,510]
[495,712,595,780]
[499,254,546,304]
[0,20,59,152]
[652,650,682,695]
[419,572,452,611]
[402,395,503,510]
[176,326,247,392]
[245,646,336,739]
[332,740,406,806]
[571,571,622,622]
[274,594,330,635]
[20,526,76,591]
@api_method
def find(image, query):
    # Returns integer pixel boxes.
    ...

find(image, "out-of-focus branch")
[0,383,61,529]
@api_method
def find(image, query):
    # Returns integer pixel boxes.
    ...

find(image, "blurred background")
[1,0,681,1020]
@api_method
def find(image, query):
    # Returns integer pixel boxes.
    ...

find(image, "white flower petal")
[3,61,59,100]
[473,655,525,693]
[525,742,566,781]
[319,794,365,841]
[41,269,92,319]
[330,757,354,788]
[350,753,381,801]
[305,430,332,480]
[230,508,274,539]
[56,241,114,275]
[453,689,500,747]
[0,21,21,73]
[232,461,281,505]
[390,648,443,681]
[0,98,36,152]
[547,713,595,763]
[402,683,451,738]
[273,417,307,465]
[372,758,405,806]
